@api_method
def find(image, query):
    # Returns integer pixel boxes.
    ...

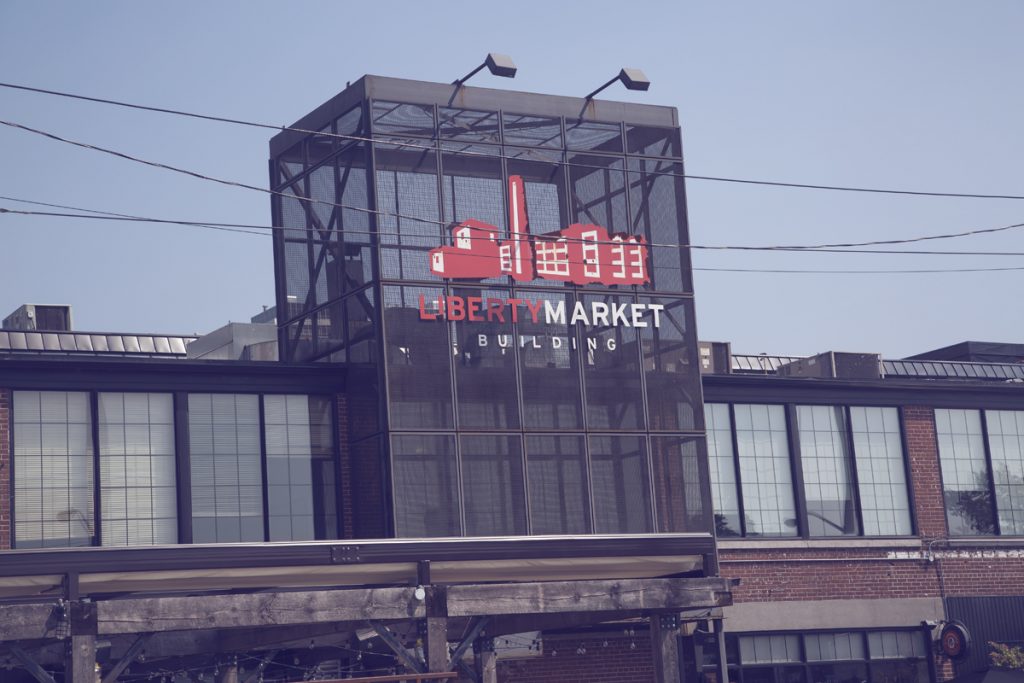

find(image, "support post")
[219,663,239,683]
[651,613,681,683]
[68,635,97,683]
[473,638,496,683]
[423,583,448,673]
[714,618,730,683]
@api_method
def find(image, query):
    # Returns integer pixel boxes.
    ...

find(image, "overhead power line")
[4,202,1024,257]
[3,80,1024,201]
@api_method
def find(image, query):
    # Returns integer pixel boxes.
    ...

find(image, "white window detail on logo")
[627,242,645,280]
[455,227,472,250]
[432,252,445,273]
[581,230,600,278]
[499,244,513,272]
[610,237,627,281]
[536,239,570,277]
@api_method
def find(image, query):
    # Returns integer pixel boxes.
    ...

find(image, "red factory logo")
[428,175,650,286]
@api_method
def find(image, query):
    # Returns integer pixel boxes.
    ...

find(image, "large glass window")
[706,631,930,683]
[851,408,912,536]
[188,394,264,543]
[12,391,94,548]
[734,404,798,537]
[796,406,859,537]
[935,409,995,535]
[582,293,645,431]
[98,393,177,546]
[935,408,1024,536]
[985,410,1024,535]
[708,403,915,538]
[650,435,710,533]
[518,290,584,430]
[263,395,337,541]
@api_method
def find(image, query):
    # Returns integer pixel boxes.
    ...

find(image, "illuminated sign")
[422,176,660,329]
[428,176,650,286]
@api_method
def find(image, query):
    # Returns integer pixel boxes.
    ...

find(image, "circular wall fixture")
[940,621,971,660]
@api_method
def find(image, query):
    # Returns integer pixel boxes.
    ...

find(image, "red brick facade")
[0,389,9,550]
[902,406,948,540]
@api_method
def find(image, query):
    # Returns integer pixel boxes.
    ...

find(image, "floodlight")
[452,53,518,87]
[585,68,651,100]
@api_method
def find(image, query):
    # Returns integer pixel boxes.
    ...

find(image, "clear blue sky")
[2,2,1022,357]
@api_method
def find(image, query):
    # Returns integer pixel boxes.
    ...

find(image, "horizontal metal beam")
[0,533,714,578]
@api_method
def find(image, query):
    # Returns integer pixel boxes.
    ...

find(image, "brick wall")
[902,406,947,540]
[497,632,653,683]
[0,389,8,550]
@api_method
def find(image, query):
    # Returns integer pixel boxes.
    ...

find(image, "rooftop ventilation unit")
[698,341,732,375]
[777,351,883,380]
[3,304,73,331]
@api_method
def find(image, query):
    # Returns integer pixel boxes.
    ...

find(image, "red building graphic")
[429,175,649,286]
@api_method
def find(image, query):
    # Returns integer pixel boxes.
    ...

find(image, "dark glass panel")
[809,663,868,683]
[626,124,682,157]
[526,435,589,534]
[264,395,336,541]
[375,142,442,281]
[350,436,387,539]
[589,435,652,533]
[391,434,460,537]
[502,112,562,148]
[581,293,645,430]
[347,363,382,440]
[640,297,701,431]
[650,436,710,533]
[452,286,520,429]
[336,145,372,291]
[507,158,568,237]
[569,155,628,234]
[461,435,527,536]
[438,107,500,143]
[336,104,363,138]
[346,286,378,365]
[870,661,928,683]
[307,123,335,166]
[565,120,623,153]
[797,405,860,536]
[372,101,436,138]
[628,158,690,293]
[277,142,304,186]
[518,291,583,430]
[383,285,454,429]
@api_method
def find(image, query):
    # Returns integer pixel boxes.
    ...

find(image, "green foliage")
[989,642,1024,670]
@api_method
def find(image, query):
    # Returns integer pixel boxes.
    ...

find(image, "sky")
[1,2,1022,358]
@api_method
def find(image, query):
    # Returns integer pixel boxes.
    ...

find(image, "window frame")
[706,401,918,540]
[10,389,340,548]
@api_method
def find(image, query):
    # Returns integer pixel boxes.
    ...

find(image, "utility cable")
[5,205,1024,257]
[3,80,1024,200]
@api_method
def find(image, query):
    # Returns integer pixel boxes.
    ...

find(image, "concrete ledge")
[723,597,943,632]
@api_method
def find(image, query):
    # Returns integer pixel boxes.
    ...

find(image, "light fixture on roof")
[584,68,651,100]
[452,53,518,88]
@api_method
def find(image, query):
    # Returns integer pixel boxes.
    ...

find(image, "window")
[264,395,337,541]
[11,391,337,547]
[705,630,930,683]
[12,391,94,548]
[188,394,264,543]
[589,435,652,533]
[936,408,1024,536]
[706,403,914,538]
[98,393,177,546]
[526,435,589,534]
